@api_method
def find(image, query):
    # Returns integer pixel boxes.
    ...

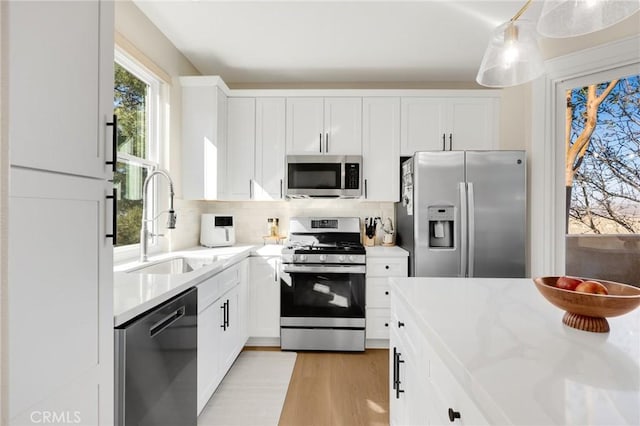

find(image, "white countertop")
[113,244,283,327]
[365,245,409,257]
[390,277,640,426]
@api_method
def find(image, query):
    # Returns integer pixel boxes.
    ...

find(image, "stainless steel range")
[280,217,366,352]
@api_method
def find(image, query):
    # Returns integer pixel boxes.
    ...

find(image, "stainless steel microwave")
[285,155,362,198]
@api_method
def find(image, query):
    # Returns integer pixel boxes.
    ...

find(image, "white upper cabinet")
[226,98,256,200]
[286,97,362,155]
[323,98,363,155]
[255,98,286,200]
[363,97,401,202]
[285,98,325,154]
[401,98,448,155]
[8,0,113,179]
[181,79,228,200]
[400,94,499,156]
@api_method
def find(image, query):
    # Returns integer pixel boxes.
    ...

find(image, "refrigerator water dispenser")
[428,206,454,248]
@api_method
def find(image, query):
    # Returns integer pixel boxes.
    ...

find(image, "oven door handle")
[282,265,366,274]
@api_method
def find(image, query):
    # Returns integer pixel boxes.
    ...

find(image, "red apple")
[556,276,583,291]
[575,280,609,295]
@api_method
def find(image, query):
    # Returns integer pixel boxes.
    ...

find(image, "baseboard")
[366,338,389,349]
[246,336,281,347]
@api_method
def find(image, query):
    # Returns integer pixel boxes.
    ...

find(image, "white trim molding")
[530,35,640,277]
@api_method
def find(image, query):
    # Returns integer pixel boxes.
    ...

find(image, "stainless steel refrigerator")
[396,151,526,278]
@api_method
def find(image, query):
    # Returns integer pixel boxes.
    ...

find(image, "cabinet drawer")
[367,258,407,277]
[366,278,391,308]
[366,308,390,339]
[218,264,240,295]
[197,275,221,312]
[429,350,489,426]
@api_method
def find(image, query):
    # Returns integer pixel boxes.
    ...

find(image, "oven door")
[280,264,366,320]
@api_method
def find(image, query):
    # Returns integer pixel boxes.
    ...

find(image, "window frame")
[113,47,163,262]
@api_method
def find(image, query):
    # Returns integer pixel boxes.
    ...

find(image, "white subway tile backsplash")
[169,199,395,248]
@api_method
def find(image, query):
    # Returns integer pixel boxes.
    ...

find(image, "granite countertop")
[113,244,283,327]
[390,277,640,426]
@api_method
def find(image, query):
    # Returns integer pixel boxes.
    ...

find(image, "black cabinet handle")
[225,299,230,328]
[398,321,405,328]
[325,133,329,153]
[364,179,368,199]
[448,408,461,422]
[449,133,453,151]
[106,114,117,172]
[442,133,446,151]
[220,302,227,331]
[280,179,283,199]
[396,351,405,399]
[319,133,322,153]
[392,347,398,390]
[106,188,117,245]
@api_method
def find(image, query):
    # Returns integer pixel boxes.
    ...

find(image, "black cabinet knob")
[398,321,405,328]
[385,265,390,269]
[448,408,461,422]
[385,291,389,295]
[384,323,389,327]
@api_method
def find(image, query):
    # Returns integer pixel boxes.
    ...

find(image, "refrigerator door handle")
[459,182,468,277]
[467,182,476,277]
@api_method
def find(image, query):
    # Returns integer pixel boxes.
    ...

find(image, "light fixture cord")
[510,0,534,22]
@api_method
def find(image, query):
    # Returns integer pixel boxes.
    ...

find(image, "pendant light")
[537,0,640,38]
[476,0,545,88]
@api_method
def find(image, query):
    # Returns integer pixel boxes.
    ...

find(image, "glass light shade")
[537,0,640,38]
[476,19,545,88]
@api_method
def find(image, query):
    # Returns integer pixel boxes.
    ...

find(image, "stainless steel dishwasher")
[115,287,197,425]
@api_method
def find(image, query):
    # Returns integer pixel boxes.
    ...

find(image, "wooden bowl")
[533,276,640,333]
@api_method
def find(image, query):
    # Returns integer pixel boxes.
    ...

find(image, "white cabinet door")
[401,97,448,156]
[324,97,362,155]
[249,256,281,339]
[181,83,228,200]
[8,168,113,426]
[363,97,400,201]
[197,288,222,415]
[255,98,286,200]
[286,97,325,155]
[227,97,256,199]
[447,98,498,151]
[218,285,241,374]
[8,0,112,179]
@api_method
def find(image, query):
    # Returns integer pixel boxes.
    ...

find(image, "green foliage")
[114,62,147,158]
[114,62,150,247]
[116,200,142,247]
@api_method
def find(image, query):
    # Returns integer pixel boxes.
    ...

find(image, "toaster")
[200,214,235,247]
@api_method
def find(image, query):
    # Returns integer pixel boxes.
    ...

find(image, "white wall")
[0,1,7,421]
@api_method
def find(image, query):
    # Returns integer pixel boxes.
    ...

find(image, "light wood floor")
[278,349,389,426]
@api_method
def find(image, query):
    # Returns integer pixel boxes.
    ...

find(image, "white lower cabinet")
[390,293,489,426]
[196,260,248,415]
[248,256,280,343]
[365,251,408,346]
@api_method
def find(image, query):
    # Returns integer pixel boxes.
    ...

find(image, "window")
[113,50,161,248]
[566,75,640,235]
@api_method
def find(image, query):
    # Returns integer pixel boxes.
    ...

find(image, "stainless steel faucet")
[140,169,177,262]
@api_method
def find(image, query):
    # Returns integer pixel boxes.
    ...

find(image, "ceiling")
[133,0,544,84]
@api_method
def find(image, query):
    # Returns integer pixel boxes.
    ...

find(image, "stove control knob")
[348,255,357,263]
[299,255,307,262]
[319,254,327,262]
[338,255,346,262]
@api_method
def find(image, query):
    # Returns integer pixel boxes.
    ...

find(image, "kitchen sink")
[126,256,217,274]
